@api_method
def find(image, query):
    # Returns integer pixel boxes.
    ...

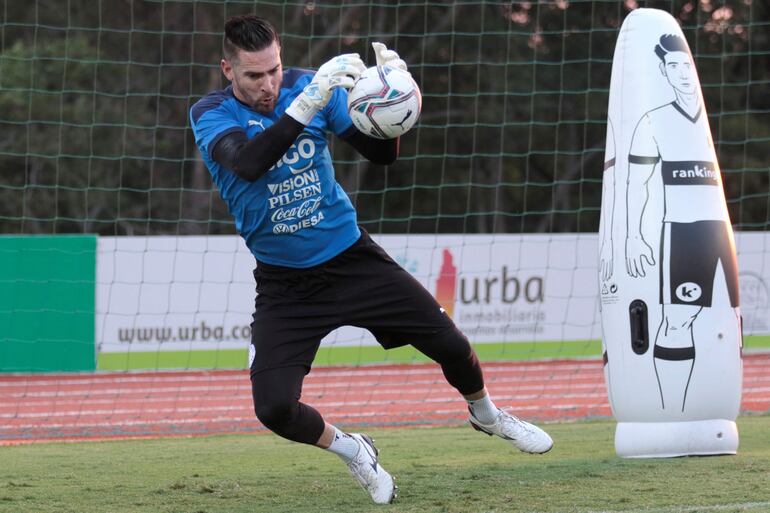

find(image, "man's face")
[221,40,283,113]
[660,50,697,95]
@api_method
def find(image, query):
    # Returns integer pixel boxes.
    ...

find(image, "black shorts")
[249,229,460,374]
[661,220,740,308]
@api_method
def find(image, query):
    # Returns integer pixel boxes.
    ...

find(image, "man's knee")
[435,328,474,363]
[433,330,484,395]
[254,397,297,431]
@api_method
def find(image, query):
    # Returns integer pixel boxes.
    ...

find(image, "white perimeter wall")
[96,232,770,353]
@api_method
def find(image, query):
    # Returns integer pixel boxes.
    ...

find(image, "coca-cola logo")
[270,197,323,223]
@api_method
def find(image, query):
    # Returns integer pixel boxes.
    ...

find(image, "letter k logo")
[675,282,702,303]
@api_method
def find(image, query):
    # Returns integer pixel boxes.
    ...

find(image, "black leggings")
[251,330,484,445]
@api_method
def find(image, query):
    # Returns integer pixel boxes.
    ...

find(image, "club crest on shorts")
[675,282,702,303]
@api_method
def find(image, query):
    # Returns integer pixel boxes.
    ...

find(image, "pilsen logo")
[434,249,544,318]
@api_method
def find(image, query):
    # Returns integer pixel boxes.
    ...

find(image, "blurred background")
[1,0,767,237]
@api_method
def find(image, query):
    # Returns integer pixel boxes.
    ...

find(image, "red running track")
[2,354,769,445]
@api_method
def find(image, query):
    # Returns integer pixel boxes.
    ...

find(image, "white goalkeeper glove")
[285,53,366,126]
[372,42,407,73]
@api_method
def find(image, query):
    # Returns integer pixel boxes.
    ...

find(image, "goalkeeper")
[190,14,553,505]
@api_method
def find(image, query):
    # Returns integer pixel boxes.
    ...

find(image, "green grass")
[2,417,770,513]
[97,335,770,371]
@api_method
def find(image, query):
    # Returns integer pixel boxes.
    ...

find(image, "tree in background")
[0,1,766,236]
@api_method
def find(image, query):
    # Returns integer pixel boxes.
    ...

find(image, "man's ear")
[659,62,666,78]
[221,58,234,81]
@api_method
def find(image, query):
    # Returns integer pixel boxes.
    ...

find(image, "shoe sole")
[469,419,553,454]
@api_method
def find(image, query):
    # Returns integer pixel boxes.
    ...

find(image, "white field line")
[1,364,765,391]
[0,403,615,433]
[9,398,768,433]
[0,388,611,409]
[0,391,612,421]
[0,363,607,387]
[1,355,765,387]
[6,372,767,401]
[1,358,766,439]
[3,382,767,418]
[0,390,607,410]
[2,373,764,402]
[2,372,605,388]
[0,376,608,400]
[6,387,770,419]
[2,392,765,423]
[0,409,459,432]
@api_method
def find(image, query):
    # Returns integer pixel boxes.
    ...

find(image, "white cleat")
[469,408,554,454]
[346,434,397,504]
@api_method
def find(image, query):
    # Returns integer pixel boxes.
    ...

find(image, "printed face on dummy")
[660,50,697,96]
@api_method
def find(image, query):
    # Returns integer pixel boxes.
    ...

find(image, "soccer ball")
[347,65,422,139]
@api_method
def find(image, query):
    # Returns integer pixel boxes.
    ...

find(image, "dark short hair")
[223,15,280,61]
[654,34,690,63]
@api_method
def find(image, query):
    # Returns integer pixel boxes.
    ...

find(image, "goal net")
[1,0,767,441]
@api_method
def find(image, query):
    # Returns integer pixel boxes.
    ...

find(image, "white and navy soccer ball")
[347,65,422,139]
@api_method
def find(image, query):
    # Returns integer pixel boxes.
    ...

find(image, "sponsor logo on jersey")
[267,169,320,196]
[272,211,326,234]
[265,136,328,235]
[288,161,314,175]
[662,161,719,186]
[269,136,317,172]
[270,196,324,223]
